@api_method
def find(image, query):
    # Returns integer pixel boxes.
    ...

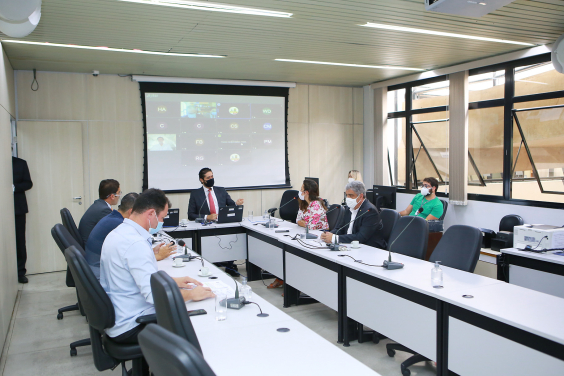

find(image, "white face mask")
[298,191,305,200]
[348,178,354,183]
[345,196,359,210]
[421,187,430,196]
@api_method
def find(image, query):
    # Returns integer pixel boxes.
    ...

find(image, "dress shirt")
[332,199,364,243]
[203,186,219,215]
[100,218,157,338]
[106,201,112,209]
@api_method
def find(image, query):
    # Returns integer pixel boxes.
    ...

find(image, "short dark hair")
[132,188,171,215]
[423,177,439,192]
[198,167,212,181]
[118,192,139,212]
[99,179,120,200]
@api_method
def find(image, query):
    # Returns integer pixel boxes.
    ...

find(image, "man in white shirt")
[150,136,173,151]
[100,188,214,345]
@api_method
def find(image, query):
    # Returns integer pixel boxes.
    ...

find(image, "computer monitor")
[372,185,397,210]
[366,189,374,206]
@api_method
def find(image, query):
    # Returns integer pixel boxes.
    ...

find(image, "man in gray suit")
[78,179,121,245]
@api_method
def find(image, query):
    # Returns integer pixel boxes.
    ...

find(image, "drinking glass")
[215,289,227,321]
[248,210,253,221]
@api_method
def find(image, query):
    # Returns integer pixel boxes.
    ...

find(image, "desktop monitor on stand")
[373,185,397,210]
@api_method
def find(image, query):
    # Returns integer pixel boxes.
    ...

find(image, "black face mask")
[204,178,215,188]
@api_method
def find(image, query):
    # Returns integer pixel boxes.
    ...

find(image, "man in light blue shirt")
[100,188,214,344]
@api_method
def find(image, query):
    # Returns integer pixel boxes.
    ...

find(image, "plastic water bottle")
[431,261,443,288]
[263,210,268,220]
[240,276,253,300]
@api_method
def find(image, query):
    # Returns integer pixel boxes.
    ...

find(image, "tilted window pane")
[387,88,406,113]
[469,70,505,102]
[412,80,449,110]
[515,62,564,97]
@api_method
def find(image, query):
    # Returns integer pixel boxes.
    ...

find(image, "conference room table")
[158,248,380,376]
[165,218,564,376]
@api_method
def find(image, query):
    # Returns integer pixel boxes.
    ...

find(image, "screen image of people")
[148,134,176,151]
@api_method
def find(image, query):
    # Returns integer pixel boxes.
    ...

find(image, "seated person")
[268,179,329,289]
[85,192,176,279]
[78,179,120,245]
[100,188,214,346]
[399,177,444,220]
[320,181,386,249]
[187,167,244,276]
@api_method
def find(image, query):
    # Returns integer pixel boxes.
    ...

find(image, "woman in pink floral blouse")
[268,179,328,289]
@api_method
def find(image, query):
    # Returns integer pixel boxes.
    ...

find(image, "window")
[469,70,505,102]
[412,81,449,110]
[467,107,504,196]
[387,88,405,113]
[515,62,564,97]
[387,117,406,187]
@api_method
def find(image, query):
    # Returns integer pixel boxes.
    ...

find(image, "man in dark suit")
[320,181,386,249]
[78,179,120,245]
[12,156,33,283]
[188,167,244,275]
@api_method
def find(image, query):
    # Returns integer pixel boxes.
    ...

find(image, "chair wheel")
[387,348,396,357]
[57,313,63,320]
[401,365,411,376]
[70,348,77,356]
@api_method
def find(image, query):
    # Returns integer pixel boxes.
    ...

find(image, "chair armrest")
[135,314,157,324]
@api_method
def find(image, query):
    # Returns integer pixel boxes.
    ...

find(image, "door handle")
[73,196,82,200]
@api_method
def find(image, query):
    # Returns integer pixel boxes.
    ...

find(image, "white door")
[17,121,84,274]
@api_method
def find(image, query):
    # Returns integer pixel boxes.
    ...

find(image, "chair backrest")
[52,224,86,287]
[439,199,448,221]
[60,208,84,248]
[150,271,202,354]
[429,225,483,272]
[326,204,345,231]
[279,189,300,222]
[380,209,400,244]
[139,324,216,376]
[499,214,524,232]
[387,216,428,260]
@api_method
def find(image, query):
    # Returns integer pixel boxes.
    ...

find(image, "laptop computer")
[217,205,244,224]
[163,208,180,227]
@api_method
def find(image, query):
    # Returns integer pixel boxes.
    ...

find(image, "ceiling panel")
[3,0,564,86]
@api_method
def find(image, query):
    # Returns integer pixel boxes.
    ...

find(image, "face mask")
[345,196,359,210]
[204,178,215,188]
[348,178,354,183]
[298,191,305,200]
[148,213,164,235]
[421,187,430,196]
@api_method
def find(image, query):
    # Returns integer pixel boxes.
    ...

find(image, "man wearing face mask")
[399,177,443,220]
[320,181,386,249]
[100,188,214,351]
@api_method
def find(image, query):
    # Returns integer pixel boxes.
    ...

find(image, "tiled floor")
[0,270,436,376]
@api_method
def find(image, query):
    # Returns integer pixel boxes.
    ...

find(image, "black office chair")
[64,246,155,376]
[150,271,202,354]
[380,209,400,244]
[387,216,429,260]
[326,204,345,231]
[51,224,91,356]
[60,208,84,249]
[139,324,216,376]
[279,189,300,222]
[499,214,524,232]
[439,199,448,221]
[386,225,483,376]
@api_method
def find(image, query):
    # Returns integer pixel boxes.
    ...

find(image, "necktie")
[208,189,216,214]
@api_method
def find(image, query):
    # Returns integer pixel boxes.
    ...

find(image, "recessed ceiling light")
[361,22,535,46]
[116,0,292,18]
[275,59,424,71]
[1,40,225,58]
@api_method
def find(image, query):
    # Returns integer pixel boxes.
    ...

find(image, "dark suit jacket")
[78,199,112,245]
[12,157,33,215]
[188,186,236,220]
[334,199,386,249]
[85,210,124,280]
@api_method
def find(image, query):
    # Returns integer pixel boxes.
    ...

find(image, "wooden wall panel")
[86,75,143,121]
[16,71,87,120]
[287,122,310,189]
[0,47,15,117]
[353,87,363,125]
[309,86,353,125]
[353,123,364,174]
[288,84,309,124]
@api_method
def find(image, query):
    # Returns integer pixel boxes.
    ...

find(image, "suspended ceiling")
[2,0,564,86]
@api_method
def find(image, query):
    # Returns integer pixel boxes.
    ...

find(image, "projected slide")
[145,93,287,191]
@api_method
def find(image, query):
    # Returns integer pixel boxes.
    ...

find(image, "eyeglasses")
[107,191,122,198]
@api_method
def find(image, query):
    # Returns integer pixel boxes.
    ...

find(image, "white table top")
[164,221,244,232]
[501,247,564,266]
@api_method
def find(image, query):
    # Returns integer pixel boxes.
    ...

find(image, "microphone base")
[173,255,196,262]
[327,243,347,251]
[383,260,404,270]
[302,233,318,239]
[260,223,279,228]
[226,296,246,310]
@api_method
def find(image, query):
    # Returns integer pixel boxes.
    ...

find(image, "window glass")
[388,117,406,187]
[387,88,406,113]
[411,112,449,193]
[469,70,505,102]
[511,99,564,203]
[411,80,449,110]
[467,107,504,196]
[515,62,564,97]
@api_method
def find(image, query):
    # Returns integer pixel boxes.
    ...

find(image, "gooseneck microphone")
[225,275,246,310]
[173,240,197,261]
[262,196,297,228]
[325,209,371,250]
[384,216,417,270]
[196,198,207,224]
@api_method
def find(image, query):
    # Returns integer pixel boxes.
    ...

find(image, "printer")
[513,224,564,250]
